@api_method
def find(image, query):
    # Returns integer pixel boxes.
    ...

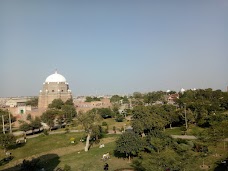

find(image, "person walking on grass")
[104,163,109,171]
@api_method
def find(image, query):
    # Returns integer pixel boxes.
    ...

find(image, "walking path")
[171,135,197,139]
[13,129,228,142]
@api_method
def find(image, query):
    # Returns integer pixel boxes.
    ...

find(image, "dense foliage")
[89,108,114,119]
[115,88,228,170]
[41,98,77,128]
[25,97,38,107]
[0,133,16,151]
[85,96,101,102]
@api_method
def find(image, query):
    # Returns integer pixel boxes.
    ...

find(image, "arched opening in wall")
[52,90,54,92]
[61,90,63,92]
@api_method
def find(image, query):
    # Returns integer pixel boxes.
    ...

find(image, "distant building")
[75,98,112,112]
[38,71,72,109]
[5,98,27,107]
[167,93,179,104]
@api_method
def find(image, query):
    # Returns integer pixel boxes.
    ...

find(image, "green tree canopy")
[0,133,16,151]
[76,110,102,151]
[62,105,77,122]
[89,108,114,119]
[64,98,74,105]
[41,109,59,128]
[30,117,42,130]
[143,91,166,104]
[48,99,64,109]
[19,122,32,132]
[26,97,38,107]
[85,96,101,102]
[131,106,167,134]
[116,131,143,162]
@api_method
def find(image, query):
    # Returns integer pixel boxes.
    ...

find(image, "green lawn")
[0,132,84,161]
[100,118,130,132]
[165,127,183,135]
[0,132,133,171]
[43,141,133,171]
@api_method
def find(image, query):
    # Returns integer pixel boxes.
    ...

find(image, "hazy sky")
[1,0,227,97]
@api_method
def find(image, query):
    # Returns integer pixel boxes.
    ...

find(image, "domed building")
[38,71,72,109]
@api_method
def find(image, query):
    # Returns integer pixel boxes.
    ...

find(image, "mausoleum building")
[38,71,72,109]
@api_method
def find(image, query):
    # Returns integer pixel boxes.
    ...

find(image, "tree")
[62,105,77,122]
[48,99,64,109]
[91,125,102,142]
[116,131,143,162]
[0,133,16,152]
[133,92,143,99]
[110,95,122,103]
[131,106,167,134]
[85,96,100,102]
[26,114,32,121]
[133,148,183,171]
[143,91,166,104]
[115,114,124,122]
[30,117,42,131]
[0,109,16,125]
[132,131,194,171]
[19,122,32,132]
[64,98,74,106]
[26,97,38,107]
[41,110,58,129]
[76,111,102,151]
[90,108,114,119]
[122,96,129,104]
[202,120,228,156]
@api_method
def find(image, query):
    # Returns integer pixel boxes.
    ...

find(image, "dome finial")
[55,69,58,74]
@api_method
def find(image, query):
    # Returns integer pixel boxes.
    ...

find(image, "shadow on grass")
[113,150,127,159]
[114,168,134,171]
[3,153,60,171]
[214,158,228,171]
[0,156,14,167]
[8,142,26,150]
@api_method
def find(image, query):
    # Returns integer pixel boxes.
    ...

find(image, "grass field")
[0,132,84,160]
[164,127,183,135]
[43,141,132,171]
[0,132,134,171]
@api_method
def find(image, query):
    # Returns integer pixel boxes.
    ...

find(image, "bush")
[43,129,49,135]
[102,122,108,126]
[115,114,124,122]
[26,114,32,121]
[63,164,71,171]
[113,126,116,133]
[180,126,187,132]
[65,128,70,133]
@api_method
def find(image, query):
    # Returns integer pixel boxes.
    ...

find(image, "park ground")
[0,119,227,171]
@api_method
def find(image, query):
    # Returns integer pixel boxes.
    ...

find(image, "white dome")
[180,88,185,92]
[45,71,66,83]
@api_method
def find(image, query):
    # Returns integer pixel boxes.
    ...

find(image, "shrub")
[113,126,116,133]
[115,114,124,122]
[43,129,49,135]
[65,128,70,133]
[63,164,71,171]
[102,122,108,126]
[26,114,32,121]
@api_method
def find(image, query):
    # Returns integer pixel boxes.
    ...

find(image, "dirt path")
[171,135,197,139]
[2,137,117,170]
